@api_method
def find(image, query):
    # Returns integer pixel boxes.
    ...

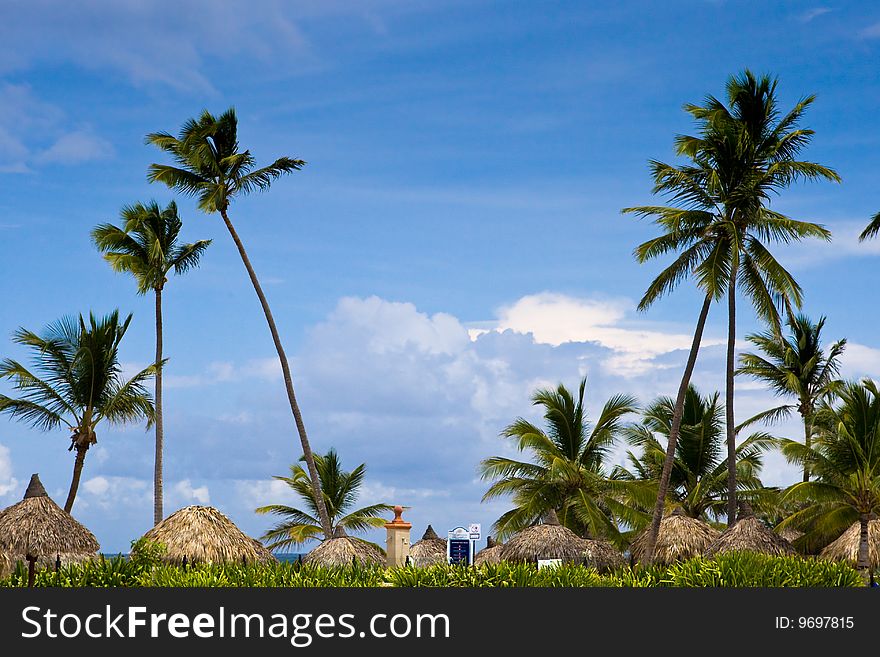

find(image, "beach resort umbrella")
[704,504,795,557]
[0,474,99,586]
[137,505,276,565]
[629,507,721,565]
[474,536,504,565]
[409,525,446,567]
[500,510,623,571]
[819,519,880,569]
[303,526,385,567]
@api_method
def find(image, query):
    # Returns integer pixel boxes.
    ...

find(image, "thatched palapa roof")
[820,519,880,568]
[499,509,623,571]
[704,504,795,557]
[137,505,276,565]
[474,536,504,565]
[304,526,385,567]
[0,474,99,569]
[409,525,446,567]
[629,507,721,565]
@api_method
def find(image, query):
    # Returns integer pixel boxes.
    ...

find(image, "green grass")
[0,552,864,588]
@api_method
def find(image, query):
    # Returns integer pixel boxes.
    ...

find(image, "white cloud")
[799,7,831,23]
[35,130,114,164]
[861,22,880,39]
[840,343,880,379]
[0,443,18,498]
[171,479,210,506]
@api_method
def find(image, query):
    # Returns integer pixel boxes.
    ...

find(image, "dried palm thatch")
[409,525,446,567]
[500,510,623,570]
[819,520,880,568]
[137,505,276,565]
[629,508,721,565]
[776,526,805,549]
[304,526,385,567]
[474,536,504,565]
[705,506,796,557]
[0,474,99,571]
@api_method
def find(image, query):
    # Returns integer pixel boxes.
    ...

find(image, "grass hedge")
[0,552,864,588]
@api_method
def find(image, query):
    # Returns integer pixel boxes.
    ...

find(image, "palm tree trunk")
[64,445,88,513]
[641,293,712,565]
[801,411,811,483]
[725,263,738,526]
[154,286,164,525]
[858,514,871,586]
[219,208,333,538]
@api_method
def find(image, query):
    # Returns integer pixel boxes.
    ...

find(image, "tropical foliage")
[0,311,155,512]
[480,377,638,546]
[255,449,393,550]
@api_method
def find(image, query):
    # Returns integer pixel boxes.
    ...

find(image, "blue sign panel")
[448,539,471,565]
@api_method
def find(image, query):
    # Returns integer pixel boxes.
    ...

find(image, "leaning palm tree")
[779,379,880,584]
[255,449,392,551]
[92,200,211,525]
[0,311,155,512]
[738,314,845,481]
[145,108,333,537]
[616,385,776,523]
[623,70,837,560]
[480,377,639,547]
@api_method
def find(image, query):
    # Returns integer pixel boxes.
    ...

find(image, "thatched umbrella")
[304,526,385,567]
[0,474,100,586]
[819,520,880,569]
[629,507,721,565]
[409,525,446,567]
[137,505,276,565]
[500,510,623,571]
[704,504,795,557]
[474,536,504,565]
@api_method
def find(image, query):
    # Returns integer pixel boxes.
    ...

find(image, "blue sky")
[1,1,879,551]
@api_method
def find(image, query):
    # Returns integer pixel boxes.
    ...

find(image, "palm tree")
[623,70,837,560]
[0,311,155,512]
[615,385,775,523]
[480,377,638,547]
[738,314,846,481]
[779,380,880,584]
[860,212,880,242]
[145,108,333,537]
[677,71,838,523]
[92,200,211,525]
[255,449,393,551]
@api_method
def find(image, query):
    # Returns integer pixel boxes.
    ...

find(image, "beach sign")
[468,523,481,540]
[447,526,473,565]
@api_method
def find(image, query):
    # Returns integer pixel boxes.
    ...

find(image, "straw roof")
[409,525,446,567]
[137,505,276,565]
[0,474,99,568]
[474,536,504,565]
[303,527,385,567]
[499,510,623,569]
[629,508,721,565]
[819,520,880,568]
[704,506,796,557]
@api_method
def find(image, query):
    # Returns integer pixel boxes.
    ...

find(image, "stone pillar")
[384,505,412,568]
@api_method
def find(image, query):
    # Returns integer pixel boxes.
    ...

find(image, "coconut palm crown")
[0,311,155,512]
[255,449,392,551]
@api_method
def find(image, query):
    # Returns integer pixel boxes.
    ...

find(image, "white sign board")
[448,527,470,541]
[468,523,481,540]
[538,559,562,570]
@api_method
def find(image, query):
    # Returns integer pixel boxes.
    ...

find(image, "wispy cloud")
[860,21,880,39]
[798,7,831,23]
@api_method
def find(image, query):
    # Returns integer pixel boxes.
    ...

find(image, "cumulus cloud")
[171,479,211,506]
[34,130,114,164]
[0,443,18,498]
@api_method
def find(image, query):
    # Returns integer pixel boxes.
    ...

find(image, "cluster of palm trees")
[482,70,880,581]
[0,109,333,534]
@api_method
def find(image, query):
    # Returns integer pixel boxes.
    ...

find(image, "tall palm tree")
[623,71,837,560]
[92,200,211,525]
[738,314,846,481]
[779,379,880,584]
[677,71,838,523]
[615,385,775,523]
[255,449,393,551]
[0,311,155,512]
[145,108,333,537]
[480,377,638,547]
